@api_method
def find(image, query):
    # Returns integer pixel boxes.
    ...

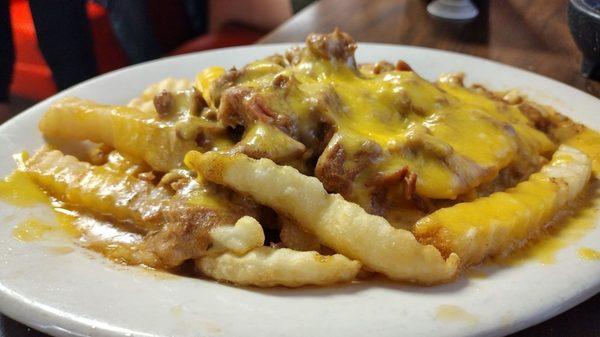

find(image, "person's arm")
[209,0,293,31]
[29,0,97,90]
[101,0,163,64]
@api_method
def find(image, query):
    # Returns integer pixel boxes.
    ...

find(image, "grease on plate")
[13,218,54,242]
[578,247,600,261]
[170,304,183,316]
[435,305,478,325]
[465,269,488,279]
[46,246,75,255]
[202,321,222,334]
[12,212,80,242]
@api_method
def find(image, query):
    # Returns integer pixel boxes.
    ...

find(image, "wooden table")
[1,0,599,336]
[261,0,600,336]
[261,0,600,98]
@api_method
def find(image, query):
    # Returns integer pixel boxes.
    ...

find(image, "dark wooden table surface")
[2,0,599,336]
[262,0,600,99]
[261,0,600,336]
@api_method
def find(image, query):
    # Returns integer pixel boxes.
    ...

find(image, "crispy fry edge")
[186,151,460,285]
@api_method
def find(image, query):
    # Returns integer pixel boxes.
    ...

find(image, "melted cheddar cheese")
[196,47,555,207]
[4,29,600,284]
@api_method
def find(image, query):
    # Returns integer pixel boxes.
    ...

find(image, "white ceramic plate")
[0,44,599,337]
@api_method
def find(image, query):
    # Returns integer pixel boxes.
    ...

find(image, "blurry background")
[0,0,599,336]
[1,0,599,124]
[0,0,313,122]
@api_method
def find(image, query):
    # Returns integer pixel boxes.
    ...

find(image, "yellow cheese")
[195,66,225,106]
[208,54,556,200]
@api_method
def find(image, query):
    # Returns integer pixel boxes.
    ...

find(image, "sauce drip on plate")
[435,305,478,324]
[0,170,49,206]
[578,247,600,261]
[0,169,142,262]
[13,212,80,242]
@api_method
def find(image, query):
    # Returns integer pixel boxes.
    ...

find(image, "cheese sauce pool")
[0,170,49,206]
[0,170,143,262]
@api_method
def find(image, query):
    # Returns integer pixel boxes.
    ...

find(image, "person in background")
[100,0,297,63]
[93,0,164,63]
[0,0,313,124]
[210,0,293,32]
[0,0,98,123]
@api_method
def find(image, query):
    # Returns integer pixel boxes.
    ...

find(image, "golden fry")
[197,246,361,287]
[208,216,265,255]
[25,147,170,231]
[186,151,459,284]
[39,97,199,172]
[414,145,592,267]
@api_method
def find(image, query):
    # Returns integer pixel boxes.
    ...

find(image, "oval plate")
[0,44,599,337]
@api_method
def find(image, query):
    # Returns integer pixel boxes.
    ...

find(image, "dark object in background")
[427,0,489,45]
[568,0,600,80]
[427,0,479,20]
[0,0,14,103]
[28,0,98,91]
[94,0,164,63]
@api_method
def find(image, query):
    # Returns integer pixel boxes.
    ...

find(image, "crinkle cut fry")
[185,151,459,284]
[25,147,170,232]
[414,145,592,268]
[197,247,361,287]
[200,215,361,287]
[39,97,198,172]
[208,216,265,255]
[127,78,192,114]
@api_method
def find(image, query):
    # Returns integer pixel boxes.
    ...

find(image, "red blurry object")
[9,0,265,101]
[9,0,128,100]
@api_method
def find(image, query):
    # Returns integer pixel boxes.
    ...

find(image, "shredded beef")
[315,134,382,195]
[218,86,296,136]
[153,90,173,118]
[306,28,357,68]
